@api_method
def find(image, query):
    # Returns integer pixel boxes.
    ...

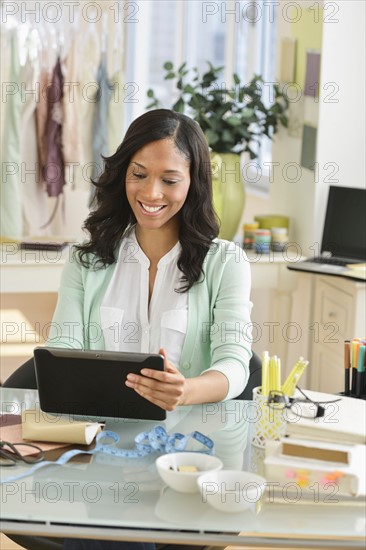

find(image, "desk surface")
[0,388,365,548]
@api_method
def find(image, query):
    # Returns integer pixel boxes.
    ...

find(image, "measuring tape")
[0,425,214,484]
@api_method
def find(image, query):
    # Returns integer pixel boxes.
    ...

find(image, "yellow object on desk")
[270,356,281,392]
[262,351,308,398]
[261,350,270,396]
[282,358,309,397]
[261,351,281,396]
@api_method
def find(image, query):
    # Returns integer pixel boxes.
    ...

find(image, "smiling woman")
[45,108,253,411]
[43,108,253,549]
[47,108,252,409]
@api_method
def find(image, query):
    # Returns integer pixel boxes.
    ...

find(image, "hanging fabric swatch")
[0,30,22,239]
[21,30,49,236]
[43,57,65,198]
[108,70,125,154]
[62,34,84,187]
[1,4,125,238]
[89,52,114,205]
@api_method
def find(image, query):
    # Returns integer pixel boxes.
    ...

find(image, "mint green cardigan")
[47,240,253,399]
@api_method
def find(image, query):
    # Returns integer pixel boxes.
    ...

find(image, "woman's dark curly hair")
[76,108,220,292]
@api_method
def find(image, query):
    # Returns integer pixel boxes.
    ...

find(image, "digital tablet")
[33,347,166,421]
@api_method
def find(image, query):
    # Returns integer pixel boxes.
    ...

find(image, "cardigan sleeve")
[201,242,253,400]
[46,251,86,349]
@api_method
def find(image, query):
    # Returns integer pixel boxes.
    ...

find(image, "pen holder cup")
[252,386,287,449]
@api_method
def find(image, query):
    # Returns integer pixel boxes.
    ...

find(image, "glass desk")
[1,388,365,548]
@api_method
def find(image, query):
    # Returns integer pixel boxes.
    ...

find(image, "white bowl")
[155,452,223,493]
[197,470,266,513]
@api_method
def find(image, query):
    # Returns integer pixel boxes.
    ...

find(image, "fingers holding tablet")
[125,348,189,411]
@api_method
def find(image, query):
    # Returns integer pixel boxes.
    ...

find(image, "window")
[234,0,279,190]
[125,0,278,191]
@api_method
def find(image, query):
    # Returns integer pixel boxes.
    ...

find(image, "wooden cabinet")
[310,276,366,392]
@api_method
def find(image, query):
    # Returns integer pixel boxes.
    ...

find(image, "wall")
[315,0,366,242]
[269,0,322,255]
[269,0,365,254]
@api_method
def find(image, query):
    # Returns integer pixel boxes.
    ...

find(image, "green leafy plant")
[147,61,289,158]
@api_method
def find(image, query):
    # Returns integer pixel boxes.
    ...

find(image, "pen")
[344,340,351,395]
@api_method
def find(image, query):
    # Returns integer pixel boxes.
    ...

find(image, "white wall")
[315,0,366,242]
[269,0,321,255]
[269,0,365,255]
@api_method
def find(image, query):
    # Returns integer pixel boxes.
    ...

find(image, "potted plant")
[147,62,289,240]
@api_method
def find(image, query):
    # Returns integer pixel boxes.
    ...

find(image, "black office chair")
[234,351,262,400]
[2,357,38,389]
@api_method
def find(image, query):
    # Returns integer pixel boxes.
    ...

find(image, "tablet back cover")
[34,348,166,421]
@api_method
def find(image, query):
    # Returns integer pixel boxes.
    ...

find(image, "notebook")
[288,186,366,280]
[285,390,366,445]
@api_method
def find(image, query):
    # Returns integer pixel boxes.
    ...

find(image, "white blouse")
[100,227,188,367]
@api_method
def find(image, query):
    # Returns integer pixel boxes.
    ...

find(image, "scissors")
[0,440,45,466]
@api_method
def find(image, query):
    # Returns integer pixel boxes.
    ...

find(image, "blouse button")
[182,362,191,370]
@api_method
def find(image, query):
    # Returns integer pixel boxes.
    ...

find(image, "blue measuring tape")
[0,426,214,484]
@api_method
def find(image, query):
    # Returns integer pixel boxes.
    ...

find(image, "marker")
[344,340,351,396]
[351,339,360,395]
[356,344,365,398]
[364,341,366,395]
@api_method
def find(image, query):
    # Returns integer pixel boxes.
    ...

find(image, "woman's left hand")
[125,348,189,411]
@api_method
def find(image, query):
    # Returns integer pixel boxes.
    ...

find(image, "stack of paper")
[264,392,366,501]
[285,390,366,445]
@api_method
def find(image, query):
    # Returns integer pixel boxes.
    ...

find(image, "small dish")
[197,470,266,513]
[155,452,223,493]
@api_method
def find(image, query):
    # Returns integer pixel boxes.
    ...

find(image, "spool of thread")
[271,227,289,252]
[254,229,271,253]
[254,215,289,230]
[243,222,259,250]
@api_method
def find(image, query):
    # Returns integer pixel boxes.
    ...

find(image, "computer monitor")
[321,186,366,260]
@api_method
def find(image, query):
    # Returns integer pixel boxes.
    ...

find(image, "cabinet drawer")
[316,280,353,341]
[311,345,344,393]
[321,295,349,331]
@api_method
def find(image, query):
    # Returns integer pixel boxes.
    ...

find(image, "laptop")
[33,347,166,421]
[287,186,366,280]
